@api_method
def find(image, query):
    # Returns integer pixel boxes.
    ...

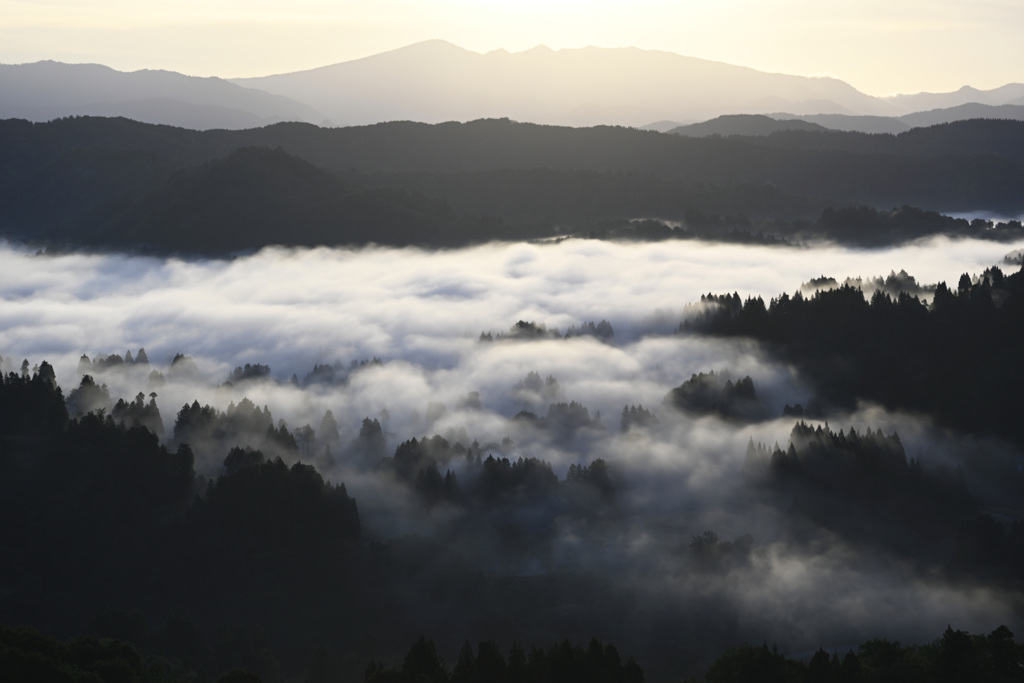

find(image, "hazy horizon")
[2,1,1023,97]
[10,39,1024,131]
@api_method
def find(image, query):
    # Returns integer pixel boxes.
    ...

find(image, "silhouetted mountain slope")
[97,147,515,252]
[709,119,1024,172]
[233,39,894,127]
[669,114,828,137]
[0,61,321,129]
[885,83,1024,114]
[683,104,1024,136]
[771,112,912,134]
[8,114,1024,175]
[351,167,819,224]
[900,102,1024,127]
[640,119,690,132]
[6,46,1023,133]
[349,129,1024,220]
[3,116,1024,253]
[1,145,173,236]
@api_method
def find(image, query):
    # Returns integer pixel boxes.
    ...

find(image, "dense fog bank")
[1,236,1018,381]
[0,236,1017,459]
[2,236,1023,681]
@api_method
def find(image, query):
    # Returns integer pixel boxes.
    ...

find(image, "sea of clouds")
[2,235,1021,656]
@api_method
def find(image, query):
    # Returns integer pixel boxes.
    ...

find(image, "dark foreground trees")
[702,625,1024,683]
[0,362,363,681]
[684,265,1024,448]
[0,623,186,683]
[366,636,645,683]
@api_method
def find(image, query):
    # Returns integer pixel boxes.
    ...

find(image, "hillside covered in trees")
[3,121,1024,682]
[683,264,1024,448]
[3,116,1024,253]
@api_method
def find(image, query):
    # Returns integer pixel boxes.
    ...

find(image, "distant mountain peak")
[0,60,321,129]
[232,41,895,126]
[390,39,472,55]
[12,40,1024,131]
[12,59,113,72]
[669,113,829,137]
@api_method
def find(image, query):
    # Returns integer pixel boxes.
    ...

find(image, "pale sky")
[1,0,1022,96]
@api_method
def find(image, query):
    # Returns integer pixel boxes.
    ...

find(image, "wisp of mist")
[2,235,1021,653]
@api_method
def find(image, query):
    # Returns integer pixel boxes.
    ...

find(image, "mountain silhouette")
[233,39,896,127]
[3,116,1024,254]
[94,146,489,253]
[0,61,322,129]
[669,114,829,137]
[6,43,1024,131]
[885,83,1024,114]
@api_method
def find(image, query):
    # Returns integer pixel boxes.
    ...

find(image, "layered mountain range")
[3,40,1023,131]
[3,115,1023,255]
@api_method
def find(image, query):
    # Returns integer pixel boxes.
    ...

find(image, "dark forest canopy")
[366,635,645,683]
[5,620,1023,683]
[1,331,1023,680]
[0,364,645,681]
[683,263,1024,447]
[3,116,1024,253]
[699,624,1024,683]
[665,371,760,420]
[743,421,990,564]
[480,319,615,342]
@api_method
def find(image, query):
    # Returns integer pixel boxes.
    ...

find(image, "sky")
[1,0,1022,96]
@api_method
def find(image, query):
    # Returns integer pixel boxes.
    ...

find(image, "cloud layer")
[3,235,1022,657]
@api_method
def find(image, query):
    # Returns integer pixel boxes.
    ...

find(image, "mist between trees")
[1,237,1023,682]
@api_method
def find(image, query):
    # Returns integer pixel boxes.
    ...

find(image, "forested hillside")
[3,116,1024,253]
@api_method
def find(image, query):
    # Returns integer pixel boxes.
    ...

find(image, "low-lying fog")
[3,236,1015,385]
[3,235,1022,657]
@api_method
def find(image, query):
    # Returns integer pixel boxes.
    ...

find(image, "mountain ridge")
[0,60,323,130]
[3,115,1024,255]
[232,39,895,126]
[3,42,1023,131]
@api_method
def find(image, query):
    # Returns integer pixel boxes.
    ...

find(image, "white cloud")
[9,236,1022,652]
